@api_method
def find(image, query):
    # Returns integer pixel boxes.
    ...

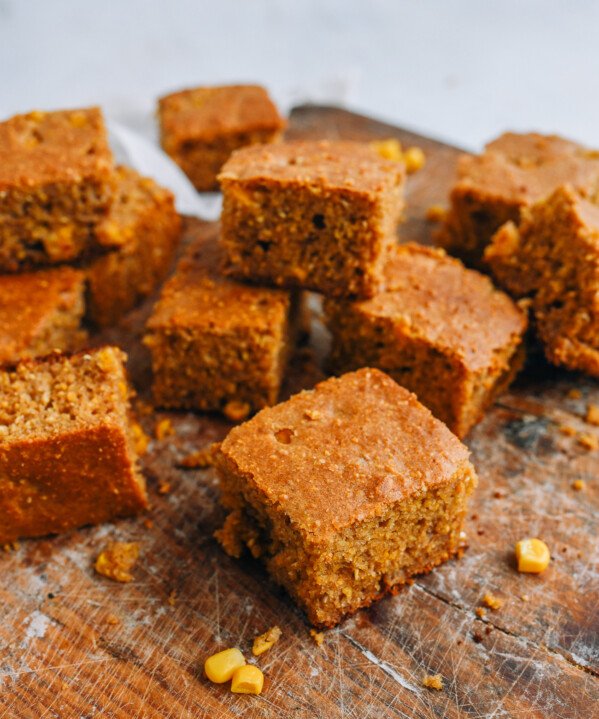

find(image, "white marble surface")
[1,0,598,151]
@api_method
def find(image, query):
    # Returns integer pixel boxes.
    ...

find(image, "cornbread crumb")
[252,625,282,656]
[105,613,120,625]
[520,594,530,602]
[158,481,171,495]
[568,389,582,400]
[155,418,174,440]
[426,204,446,222]
[559,425,577,437]
[167,590,177,606]
[143,518,154,530]
[309,629,325,647]
[179,443,219,469]
[224,401,251,422]
[482,593,503,610]
[572,479,586,491]
[475,607,487,619]
[131,422,150,455]
[422,674,443,690]
[578,432,599,451]
[586,404,599,426]
[95,542,140,583]
[3,541,19,552]
[404,146,426,174]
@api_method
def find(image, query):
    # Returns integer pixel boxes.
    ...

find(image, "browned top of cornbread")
[146,235,291,332]
[217,368,471,538]
[158,84,285,142]
[218,140,405,194]
[0,347,130,442]
[455,132,599,205]
[347,243,526,371]
[95,165,177,247]
[0,267,85,364]
[0,107,114,190]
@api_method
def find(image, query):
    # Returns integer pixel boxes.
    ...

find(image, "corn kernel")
[231,664,264,695]
[404,146,426,174]
[370,138,403,162]
[204,648,246,684]
[252,625,281,656]
[515,538,551,574]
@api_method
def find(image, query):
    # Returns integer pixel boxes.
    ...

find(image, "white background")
[1,0,599,151]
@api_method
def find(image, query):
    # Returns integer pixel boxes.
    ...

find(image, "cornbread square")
[86,166,182,327]
[0,347,148,543]
[219,140,405,298]
[324,244,527,438]
[486,186,599,376]
[0,107,116,272]
[158,84,285,191]
[144,234,297,414]
[439,132,599,266]
[215,368,477,627]
[0,266,86,364]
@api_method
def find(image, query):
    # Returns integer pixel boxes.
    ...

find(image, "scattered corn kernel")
[94,542,140,583]
[231,664,264,695]
[515,538,551,574]
[586,404,599,426]
[224,401,251,422]
[475,607,486,619]
[578,432,599,451]
[426,204,446,222]
[204,648,246,684]
[252,625,282,656]
[572,479,586,491]
[309,628,325,646]
[482,592,503,610]
[370,138,403,162]
[404,146,426,173]
[155,417,174,440]
[422,674,443,690]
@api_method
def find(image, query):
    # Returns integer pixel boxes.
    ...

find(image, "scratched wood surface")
[1,105,598,719]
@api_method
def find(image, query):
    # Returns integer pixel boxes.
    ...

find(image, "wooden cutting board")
[1,105,597,719]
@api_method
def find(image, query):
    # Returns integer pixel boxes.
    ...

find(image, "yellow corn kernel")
[404,146,426,173]
[370,138,403,162]
[252,625,282,656]
[231,664,264,695]
[515,538,551,574]
[204,648,246,684]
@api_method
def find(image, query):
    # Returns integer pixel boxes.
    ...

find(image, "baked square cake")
[0,266,86,365]
[219,140,405,298]
[0,107,116,272]
[215,368,477,627]
[144,234,298,415]
[86,166,182,327]
[158,84,286,191]
[486,185,599,376]
[0,347,148,543]
[324,244,527,438]
[438,132,599,266]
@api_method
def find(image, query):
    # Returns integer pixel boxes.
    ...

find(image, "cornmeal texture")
[144,235,297,413]
[158,85,285,191]
[0,347,147,542]
[219,140,405,298]
[486,186,599,376]
[0,266,86,365]
[215,368,477,627]
[0,107,116,271]
[439,132,599,266]
[324,244,527,438]
[87,166,181,326]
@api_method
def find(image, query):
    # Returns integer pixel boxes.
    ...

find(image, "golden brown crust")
[0,266,86,364]
[216,368,471,537]
[439,132,599,265]
[144,234,296,412]
[219,140,405,298]
[0,346,147,542]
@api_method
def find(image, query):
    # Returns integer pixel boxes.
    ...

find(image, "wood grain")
[1,105,597,719]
